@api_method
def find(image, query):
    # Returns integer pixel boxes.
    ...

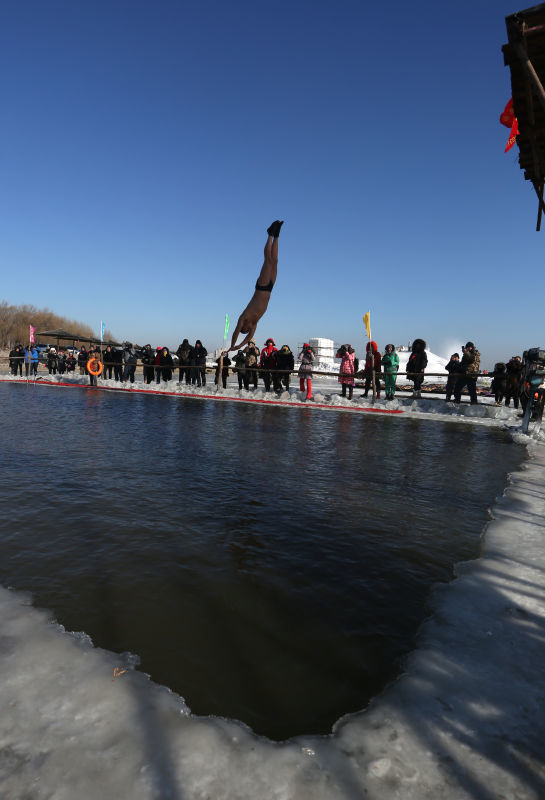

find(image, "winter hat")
[265,338,275,345]
[451,353,460,359]
[156,346,162,351]
[465,341,474,349]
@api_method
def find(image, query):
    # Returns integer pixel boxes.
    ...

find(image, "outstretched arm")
[229,314,257,351]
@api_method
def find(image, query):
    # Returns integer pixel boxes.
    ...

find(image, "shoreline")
[0,373,516,430]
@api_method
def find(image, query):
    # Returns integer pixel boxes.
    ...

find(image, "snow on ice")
[1,366,545,799]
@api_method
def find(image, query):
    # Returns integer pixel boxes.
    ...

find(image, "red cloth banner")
[500,98,515,128]
[505,117,519,152]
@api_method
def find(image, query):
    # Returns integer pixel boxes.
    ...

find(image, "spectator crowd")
[6,338,528,406]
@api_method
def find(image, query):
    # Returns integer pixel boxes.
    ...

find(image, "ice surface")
[1,376,545,798]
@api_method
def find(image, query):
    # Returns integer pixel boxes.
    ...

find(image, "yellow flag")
[363,311,371,339]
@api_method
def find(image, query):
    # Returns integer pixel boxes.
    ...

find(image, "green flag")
[224,314,230,340]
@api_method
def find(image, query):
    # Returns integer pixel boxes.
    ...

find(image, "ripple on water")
[0,384,525,739]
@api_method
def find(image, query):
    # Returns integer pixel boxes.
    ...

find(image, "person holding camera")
[336,344,356,400]
[298,344,314,401]
[444,352,462,402]
[453,341,480,404]
[244,341,260,390]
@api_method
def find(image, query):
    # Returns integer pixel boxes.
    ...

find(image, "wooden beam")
[534,180,545,232]
[513,41,545,115]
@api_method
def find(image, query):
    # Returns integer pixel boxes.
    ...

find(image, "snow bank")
[0,371,511,431]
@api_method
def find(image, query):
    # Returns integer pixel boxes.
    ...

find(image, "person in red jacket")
[260,338,279,392]
[363,341,382,398]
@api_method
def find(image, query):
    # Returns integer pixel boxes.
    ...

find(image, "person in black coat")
[159,347,174,382]
[406,338,428,398]
[111,348,123,381]
[122,344,138,384]
[46,348,58,375]
[232,350,247,390]
[276,345,295,391]
[490,362,507,405]
[57,349,67,375]
[140,344,155,384]
[176,339,193,384]
[444,352,462,402]
[192,340,207,386]
[77,346,88,375]
[505,355,523,409]
[214,353,231,388]
[102,345,114,379]
[9,345,24,376]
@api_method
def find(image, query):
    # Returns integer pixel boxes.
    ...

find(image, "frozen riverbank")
[1,379,544,798]
[0,371,521,431]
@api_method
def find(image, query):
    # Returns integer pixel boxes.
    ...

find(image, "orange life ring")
[87,358,103,376]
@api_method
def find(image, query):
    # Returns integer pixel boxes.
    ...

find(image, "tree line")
[0,300,115,349]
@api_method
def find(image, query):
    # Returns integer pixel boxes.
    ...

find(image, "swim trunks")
[255,279,274,292]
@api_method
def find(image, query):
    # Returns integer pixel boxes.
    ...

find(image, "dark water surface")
[0,383,525,739]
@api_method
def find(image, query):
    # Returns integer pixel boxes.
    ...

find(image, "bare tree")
[0,300,97,348]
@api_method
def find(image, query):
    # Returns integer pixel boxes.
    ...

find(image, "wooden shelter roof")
[502,3,545,229]
[36,329,121,347]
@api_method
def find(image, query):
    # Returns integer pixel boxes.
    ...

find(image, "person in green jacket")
[381,344,399,400]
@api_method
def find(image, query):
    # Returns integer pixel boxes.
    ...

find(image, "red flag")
[500,99,515,128]
[505,117,519,152]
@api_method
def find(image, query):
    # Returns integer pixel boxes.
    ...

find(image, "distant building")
[306,338,336,373]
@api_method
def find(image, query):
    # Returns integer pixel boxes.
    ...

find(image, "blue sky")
[0,0,541,367]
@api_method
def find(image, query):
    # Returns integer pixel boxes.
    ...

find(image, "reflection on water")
[0,384,525,739]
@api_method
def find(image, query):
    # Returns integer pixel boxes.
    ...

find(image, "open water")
[0,382,525,740]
